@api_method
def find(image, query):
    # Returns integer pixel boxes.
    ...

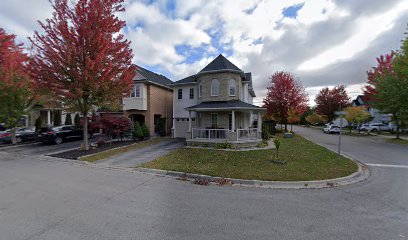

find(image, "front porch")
[184,101,266,147]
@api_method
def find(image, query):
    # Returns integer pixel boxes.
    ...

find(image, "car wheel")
[15,137,22,143]
[371,128,378,132]
[54,137,63,145]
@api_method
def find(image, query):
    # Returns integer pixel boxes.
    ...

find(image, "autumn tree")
[90,114,130,143]
[305,113,323,126]
[30,0,135,150]
[363,29,408,139]
[263,71,308,132]
[344,106,371,133]
[0,29,38,144]
[287,108,301,132]
[315,85,350,122]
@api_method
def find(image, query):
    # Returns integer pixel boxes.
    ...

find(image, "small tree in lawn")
[274,138,281,159]
[65,113,72,125]
[344,106,372,133]
[30,0,135,150]
[90,114,130,144]
[263,71,308,132]
[0,28,39,144]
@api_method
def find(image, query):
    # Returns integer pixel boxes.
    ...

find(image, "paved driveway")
[0,130,407,239]
[96,138,185,167]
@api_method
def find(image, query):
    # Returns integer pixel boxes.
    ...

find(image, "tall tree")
[30,0,135,150]
[0,28,38,144]
[263,71,308,132]
[315,85,350,122]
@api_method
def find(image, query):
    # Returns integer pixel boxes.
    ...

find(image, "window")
[211,79,219,96]
[131,84,142,98]
[178,89,183,99]
[229,79,236,96]
[199,84,202,98]
[211,113,218,128]
[189,88,194,99]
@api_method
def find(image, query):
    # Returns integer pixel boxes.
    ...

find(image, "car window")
[62,126,73,131]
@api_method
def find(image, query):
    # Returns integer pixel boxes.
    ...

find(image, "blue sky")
[0,0,407,105]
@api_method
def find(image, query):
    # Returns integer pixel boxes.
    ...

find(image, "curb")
[135,160,369,189]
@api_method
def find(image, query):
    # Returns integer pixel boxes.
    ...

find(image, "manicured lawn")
[141,135,358,181]
[81,137,166,162]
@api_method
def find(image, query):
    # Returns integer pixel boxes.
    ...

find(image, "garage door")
[174,118,189,138]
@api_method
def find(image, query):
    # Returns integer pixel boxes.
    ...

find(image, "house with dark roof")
[171,54,266,147]
[123,65,173,135]
[351,95,391,123]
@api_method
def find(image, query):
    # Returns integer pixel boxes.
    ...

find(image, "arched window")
[211,79,219,96]
[229,79,236,96]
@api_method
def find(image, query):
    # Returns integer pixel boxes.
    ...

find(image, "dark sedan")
[37,125,88,144]
[0,127,37,143]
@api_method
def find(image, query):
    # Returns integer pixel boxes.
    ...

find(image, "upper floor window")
[189,88,194,99]
[178,89,183,99]
[211,79,219,96]
[131,84,142,98]
[199,84,202,98]
[229,79,236,96]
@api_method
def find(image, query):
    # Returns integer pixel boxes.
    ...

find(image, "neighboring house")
[122,65,173,135]
[171,54,266,147]
[352,95,391,123]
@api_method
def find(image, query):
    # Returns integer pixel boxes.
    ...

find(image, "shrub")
[35,117,42,131]
[74,113,81,126]
[65,113,72,125]
[141,124,150,138]
[262,126,271,141]
[54,111,61,126]
[132,122,144,140]
[216,141,232,149]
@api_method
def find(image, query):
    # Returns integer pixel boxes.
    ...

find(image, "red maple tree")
[90,114,130,142]
[263,71,308,131]
[363,52,396,102]
[315,85,350,122]
[0,28,38,144]
[29,0,135,150]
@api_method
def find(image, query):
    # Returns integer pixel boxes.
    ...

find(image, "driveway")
[0,130,407,239]
[96,138,185,167]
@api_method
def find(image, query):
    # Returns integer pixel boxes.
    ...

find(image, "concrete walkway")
[96,138,185,167]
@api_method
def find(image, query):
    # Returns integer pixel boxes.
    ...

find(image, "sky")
[0,0,407,106]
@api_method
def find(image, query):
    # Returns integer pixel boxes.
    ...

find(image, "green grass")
[141,135,358,181]
[81,137,166,163]
[387,138,408,145]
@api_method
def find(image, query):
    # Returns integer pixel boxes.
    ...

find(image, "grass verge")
[387,138,408,145]
[141,135,358,181]
[80,137,166,163]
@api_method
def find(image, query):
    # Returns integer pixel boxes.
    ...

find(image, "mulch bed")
[50,140,139,160]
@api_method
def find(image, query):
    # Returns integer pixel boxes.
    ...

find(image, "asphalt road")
[0,127,407,239]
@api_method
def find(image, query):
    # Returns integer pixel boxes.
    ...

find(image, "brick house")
[122,65,173,135]
[171,54,266,147]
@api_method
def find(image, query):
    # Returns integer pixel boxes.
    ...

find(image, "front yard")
[141,135,358,181]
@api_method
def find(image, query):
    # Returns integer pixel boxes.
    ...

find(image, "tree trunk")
[11,127,17,145]
[395,115,400,139]
[83,113,89,150]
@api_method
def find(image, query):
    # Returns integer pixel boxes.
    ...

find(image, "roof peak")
[199,54,242,73]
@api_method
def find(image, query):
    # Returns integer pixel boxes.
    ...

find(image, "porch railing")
[237,128,259,140]
[192,128,229,140]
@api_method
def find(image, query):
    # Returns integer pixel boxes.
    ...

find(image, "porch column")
[232,110,235,132]
[47,110,51,126]
[257,112,262,137]
[188,111,192,132]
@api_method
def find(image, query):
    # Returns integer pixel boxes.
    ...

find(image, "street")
[0,127,407,239]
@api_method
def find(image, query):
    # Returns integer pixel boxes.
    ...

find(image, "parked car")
[323,125,341,134]
[37,125,90,144]
[0,127,37,143]
[366,123,391,132]
[358,123,370,131]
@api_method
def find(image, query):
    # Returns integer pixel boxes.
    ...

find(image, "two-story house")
[352,95,391,123]
[122,65,173,135]
[171,54,266,147]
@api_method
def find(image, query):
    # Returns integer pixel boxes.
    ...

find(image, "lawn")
[141,135,358,181]
[387,138,408,145]
[81,137,166,162]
